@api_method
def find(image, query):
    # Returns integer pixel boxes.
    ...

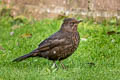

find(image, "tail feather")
[13,49,40,62]
[12,53,32,62]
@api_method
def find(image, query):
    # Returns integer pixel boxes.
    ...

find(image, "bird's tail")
[12,53,33,62]
[13,48,40,62]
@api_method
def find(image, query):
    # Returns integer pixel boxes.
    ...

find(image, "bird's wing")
[38,38,65,51]
[37,32,68,52]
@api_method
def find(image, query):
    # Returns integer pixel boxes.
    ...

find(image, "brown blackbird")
[13,18,82,68]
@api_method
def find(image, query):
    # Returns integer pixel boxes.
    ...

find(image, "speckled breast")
[59,32,80,61]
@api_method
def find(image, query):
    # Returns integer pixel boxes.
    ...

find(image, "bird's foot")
[51,62,58,69]
[60,62,66,69]
[51,62,58,72]
[51,61,66,69]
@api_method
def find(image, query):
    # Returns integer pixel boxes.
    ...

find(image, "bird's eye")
[70,22,74,25]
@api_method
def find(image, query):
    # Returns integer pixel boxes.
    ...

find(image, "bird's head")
[60,18,83,32]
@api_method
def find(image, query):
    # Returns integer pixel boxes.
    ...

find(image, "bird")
[13,18,83,68]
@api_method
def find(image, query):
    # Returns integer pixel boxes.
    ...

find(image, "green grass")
[0,16,120,80]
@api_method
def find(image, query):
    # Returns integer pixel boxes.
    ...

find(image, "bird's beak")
[77,19,83,24]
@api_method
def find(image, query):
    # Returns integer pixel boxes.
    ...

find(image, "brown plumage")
[13,18,82,68]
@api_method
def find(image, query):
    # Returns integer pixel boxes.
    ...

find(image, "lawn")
[0,16,120,80]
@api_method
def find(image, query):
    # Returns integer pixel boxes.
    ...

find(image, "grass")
[0,16,120,80]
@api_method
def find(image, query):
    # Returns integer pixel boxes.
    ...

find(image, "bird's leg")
[59,61,66,69]
[51,61,58,69]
